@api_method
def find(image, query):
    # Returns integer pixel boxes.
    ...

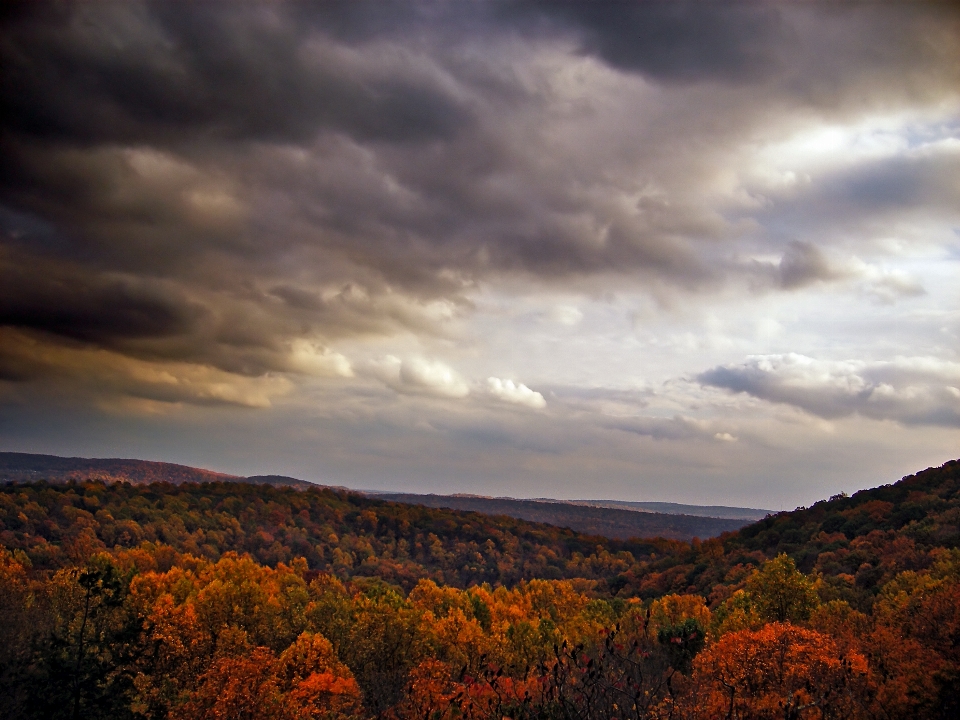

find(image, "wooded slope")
[0,459,957,720]
[367,492,749,540]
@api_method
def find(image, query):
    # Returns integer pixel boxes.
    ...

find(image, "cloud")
[486,377,546,409]
[509,1,787,83]
[0,0,957,506]
[549,305,583,326]
[362,356,469,398]
[778,241,842,289]
[0,250,205,344]
[287,341,353,377]
[0,327,290,408]
[699,354,960,427]
[851,263,926,304]
[1,3,469,146]
[601,414,715,442]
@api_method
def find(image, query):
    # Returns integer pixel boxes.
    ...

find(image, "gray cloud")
[511,0,788,84]
[699,354,960,427]
[601,414,716,442]
[745,144,960,242]
[778,241,840,289]
[0,0,958,417]
[1,2,469,146]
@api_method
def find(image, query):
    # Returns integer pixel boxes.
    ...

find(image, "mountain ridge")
[2,457,957,718]
[364,491,749,540]
[0,451,762,540]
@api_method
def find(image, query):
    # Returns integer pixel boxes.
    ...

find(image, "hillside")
[0,451,243,485]
[0,452,316,489]
[367,492,747,540]
[0,479,682,589]
[1,452,756,540]
[622,458,960,606]
[1,459,957,600]
[0,460,957,719]
[563,499,771,521]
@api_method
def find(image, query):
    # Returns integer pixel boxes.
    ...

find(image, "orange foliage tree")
[686,623,869,720]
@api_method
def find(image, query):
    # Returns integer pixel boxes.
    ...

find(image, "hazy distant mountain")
[1,452,755,540]
[558,499,772,521]
[0,452,315,489]
[0,452,240,485]
[365,492,749,540]
[245,474,319,490]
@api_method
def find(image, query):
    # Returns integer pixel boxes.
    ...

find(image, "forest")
[0,452,748,541]
[0,459,958,719]
[362,492,748,540]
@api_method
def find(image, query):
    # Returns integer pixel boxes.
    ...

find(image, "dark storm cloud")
[512,0,787,83]
[1,1,468,146]
[3,1,955,285]
[0,0,958,408]
[0,253,201,344]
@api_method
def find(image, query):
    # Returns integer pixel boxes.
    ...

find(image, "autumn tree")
[686,623,869,720]
[0,550,51,718]
[647,594,711,638]
[320,582,427,716]
[276,632,364,720]
[384,660,461,720]
[866,550,960,719]
[179,647,286,720]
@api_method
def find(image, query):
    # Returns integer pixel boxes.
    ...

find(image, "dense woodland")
[0,459,958,719]
[0,452,746,540]
[364,493,747,540]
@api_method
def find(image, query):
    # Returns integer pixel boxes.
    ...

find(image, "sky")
[1,1,958,508]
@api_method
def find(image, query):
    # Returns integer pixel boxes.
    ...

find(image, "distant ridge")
[559,499,772,521]
[0,452,242,485]
[0,451,755,540]
[0,452,315,489]
[245,474,319,490]
[377,492,770,521]
[365,491,749,540]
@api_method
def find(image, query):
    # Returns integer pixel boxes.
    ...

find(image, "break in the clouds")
[1,1,958,506]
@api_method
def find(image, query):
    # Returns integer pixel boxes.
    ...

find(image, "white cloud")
[550,305,584,326]
[288,340,353,377]
[486,377,546,409]
[363,355,469,398]
[851,262,927,304]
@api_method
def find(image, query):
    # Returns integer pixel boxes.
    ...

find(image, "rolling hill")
[365,492,749,540]
[559,499,770,521]
[0,452,757,540]
[0,452,316,489]
[1,457,957,720]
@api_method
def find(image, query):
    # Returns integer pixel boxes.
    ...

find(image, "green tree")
[29,555,143,720]
[746,553,819,623]
[657,617,706,674]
